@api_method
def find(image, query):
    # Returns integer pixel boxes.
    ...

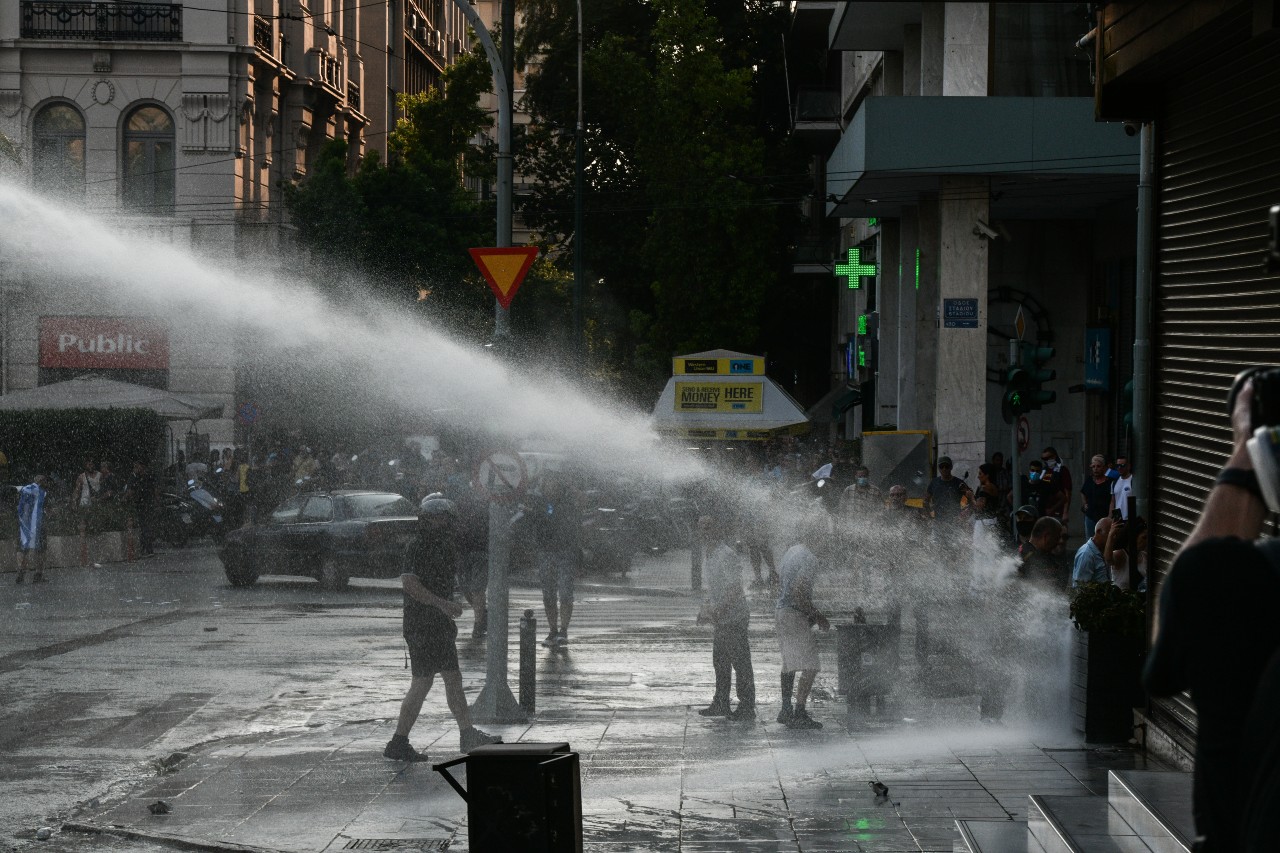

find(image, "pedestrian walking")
[775,526,830,729]
[534,470,580,648]
[1109,455,1135,520]
[924,456,972,541]
[15,474,50,584]
[384,495,500,762]
[696,511,756,720]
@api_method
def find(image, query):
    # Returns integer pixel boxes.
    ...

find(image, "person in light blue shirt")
[1071,516,1113,588]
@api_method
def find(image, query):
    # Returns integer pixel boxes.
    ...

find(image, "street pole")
[446,0,524,720]
[572,0,584,356]
[449,0,512,338]
[1009,338,1022,514]
[1133,123,1154,522]
[471,500,528,722]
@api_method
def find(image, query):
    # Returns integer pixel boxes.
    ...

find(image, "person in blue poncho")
[16,474,50,584]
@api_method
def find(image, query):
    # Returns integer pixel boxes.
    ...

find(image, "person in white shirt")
[696,511,755,721]
[1109,456,1135,520]
[775,524,830,729]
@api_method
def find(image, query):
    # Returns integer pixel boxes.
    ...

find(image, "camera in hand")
[1229,366,1280,513]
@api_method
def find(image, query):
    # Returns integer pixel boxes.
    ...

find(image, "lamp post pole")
[572,0,584,356]
[451,0,513,338]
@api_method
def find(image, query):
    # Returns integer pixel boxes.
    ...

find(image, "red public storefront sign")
[38,316,170,370]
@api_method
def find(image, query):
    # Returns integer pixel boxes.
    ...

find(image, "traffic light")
[1021,343,1057,410]
[1002,366,1033,423]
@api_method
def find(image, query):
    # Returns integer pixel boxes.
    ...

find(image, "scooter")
[157,480,226,546]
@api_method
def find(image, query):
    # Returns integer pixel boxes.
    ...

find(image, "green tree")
[284,48,497,338]
[517,0,803,393]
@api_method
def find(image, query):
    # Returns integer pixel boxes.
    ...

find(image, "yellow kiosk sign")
[674,382,764,414]
[672,356,764,376]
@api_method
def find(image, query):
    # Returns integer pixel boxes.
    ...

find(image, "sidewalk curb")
[510,578,694,599]
[63,821,287,853]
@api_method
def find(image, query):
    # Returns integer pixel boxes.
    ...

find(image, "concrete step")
[954,819,1046,852]
[1107,770,1195,852]
[1028,794,1189,853]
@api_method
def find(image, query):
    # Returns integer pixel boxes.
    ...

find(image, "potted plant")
[1068,581,1146,743]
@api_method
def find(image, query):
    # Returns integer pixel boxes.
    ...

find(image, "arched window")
[32,103,85,197]
[122,105,175,214]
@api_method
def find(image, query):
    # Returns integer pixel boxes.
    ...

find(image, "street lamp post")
[572,0,584,356]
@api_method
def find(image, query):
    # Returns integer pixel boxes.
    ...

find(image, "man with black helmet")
[384,494,501,762]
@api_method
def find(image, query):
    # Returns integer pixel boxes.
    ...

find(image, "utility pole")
[449,0,527,724]
[451,0,513,338]
[572,0,584,356]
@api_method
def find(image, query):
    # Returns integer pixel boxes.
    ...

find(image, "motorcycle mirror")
[186,479,196,487]
[351,455,359,463]
[816,478,827,489]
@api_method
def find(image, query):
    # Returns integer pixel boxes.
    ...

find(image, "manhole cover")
[343,841,449,851]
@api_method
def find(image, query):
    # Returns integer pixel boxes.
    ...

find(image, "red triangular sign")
[469,247,540,310]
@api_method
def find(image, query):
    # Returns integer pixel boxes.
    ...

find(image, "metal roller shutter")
[1154,23,1280,577]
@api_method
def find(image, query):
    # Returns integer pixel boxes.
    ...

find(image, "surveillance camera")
[1123,121,1140,137]
[973,220,999,240]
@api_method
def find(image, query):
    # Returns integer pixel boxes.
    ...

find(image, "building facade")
[0,1,368,447]
[790,2,1140,489]
[1094,0,1280,766]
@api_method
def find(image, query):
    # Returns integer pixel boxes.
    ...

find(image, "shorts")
[457,550,488,596]
[405,631,459,677]
[538,548,577,603]
[776,607,820,673]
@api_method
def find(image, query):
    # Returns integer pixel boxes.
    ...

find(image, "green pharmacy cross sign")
[835,247,876,289]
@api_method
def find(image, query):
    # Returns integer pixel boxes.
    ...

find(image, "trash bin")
[836,621,901,714]
[433,742,582,852]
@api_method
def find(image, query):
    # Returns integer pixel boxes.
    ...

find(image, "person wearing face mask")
[1022,459,1052,519]
[1039,447,1072,529]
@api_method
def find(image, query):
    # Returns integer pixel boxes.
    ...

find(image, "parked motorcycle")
[156,480,226,546]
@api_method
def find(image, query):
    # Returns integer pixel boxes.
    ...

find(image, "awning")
[806,384,862,424]
[0,375,226,422]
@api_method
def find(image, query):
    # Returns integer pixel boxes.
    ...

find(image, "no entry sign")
[474,451,527,504]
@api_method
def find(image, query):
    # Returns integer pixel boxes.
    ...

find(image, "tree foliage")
[517,0,804,392]
[283,49,498,339]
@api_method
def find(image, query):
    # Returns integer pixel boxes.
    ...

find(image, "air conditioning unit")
[408,13,418,31]
[434,29,443,51]
[420,26,430,44]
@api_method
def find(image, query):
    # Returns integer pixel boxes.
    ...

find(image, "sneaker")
[554,631,568,647]
[776,706,794,725]
[697,703,731,717]
[541,632,559,648]
[729,705,756,721]
[460,727,502,753]
[786,709,823,730]
[383,736,429,762]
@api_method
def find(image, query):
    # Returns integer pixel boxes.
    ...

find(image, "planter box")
[1071,629,1146,743]
[43,532,126,568]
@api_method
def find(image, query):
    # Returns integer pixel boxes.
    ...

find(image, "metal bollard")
[518,608,536,713]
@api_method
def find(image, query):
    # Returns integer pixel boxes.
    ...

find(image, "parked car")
[218,490,419,589]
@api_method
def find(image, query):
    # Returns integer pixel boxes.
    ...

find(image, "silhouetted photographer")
[1146,369,1280,852]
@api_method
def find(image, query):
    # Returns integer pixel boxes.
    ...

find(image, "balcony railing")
[253,14,273,55]
[347,83,361,113]
[20,1,183,42]
[308,49,345,94]
[793,88,840,125]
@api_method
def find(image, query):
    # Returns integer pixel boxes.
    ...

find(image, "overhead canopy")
[651,350,810,441]
[806,383,863,424]
[0,376,226,422]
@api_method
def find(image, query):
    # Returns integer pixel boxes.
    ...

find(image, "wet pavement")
[11,547,1172,853]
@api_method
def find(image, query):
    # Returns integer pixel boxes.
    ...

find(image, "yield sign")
[469,247,539,309]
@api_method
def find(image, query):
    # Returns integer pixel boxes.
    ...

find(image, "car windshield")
[342,493,416,519]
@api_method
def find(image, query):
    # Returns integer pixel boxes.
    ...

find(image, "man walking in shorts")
[384,495,501,762]
[535,470,580,647]
[775,524,830,729]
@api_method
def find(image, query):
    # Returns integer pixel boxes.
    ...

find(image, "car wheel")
[318,554,349,591]
[223,549,259,587]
